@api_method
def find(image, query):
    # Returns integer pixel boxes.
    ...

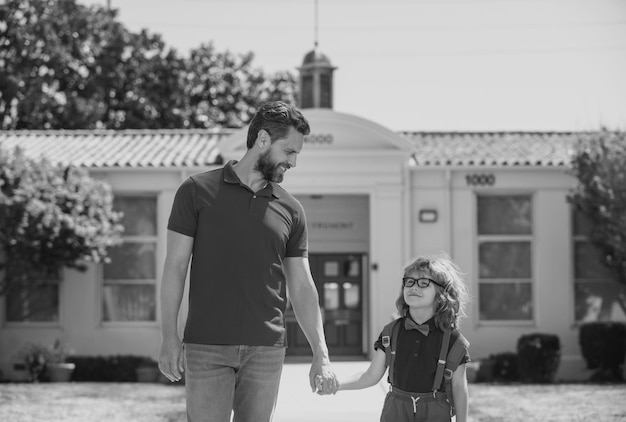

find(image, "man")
[158,101,338,422]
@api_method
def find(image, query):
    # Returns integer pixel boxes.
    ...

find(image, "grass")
[0,382,186,422]
[467,383,626,421]
[0,382,625,422]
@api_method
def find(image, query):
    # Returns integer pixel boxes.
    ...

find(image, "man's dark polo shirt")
[167,160,308,347]
[375,316,470,392]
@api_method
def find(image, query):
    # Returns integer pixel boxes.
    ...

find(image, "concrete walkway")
[273,361,386,422]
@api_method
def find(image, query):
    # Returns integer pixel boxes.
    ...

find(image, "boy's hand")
[315,374,339,395]
[315,375,323,392]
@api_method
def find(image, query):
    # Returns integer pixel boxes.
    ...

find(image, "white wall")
[410,167,592,380]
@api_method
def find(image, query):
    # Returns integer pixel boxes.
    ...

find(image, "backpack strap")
[382,318,402,385]
[432,329,451,393]
[440,331,470,416]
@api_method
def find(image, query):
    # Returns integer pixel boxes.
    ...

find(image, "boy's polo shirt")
[375,316,470,392]
[167,161,308,347]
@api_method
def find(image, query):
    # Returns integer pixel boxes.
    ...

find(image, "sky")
[78,0,626,132]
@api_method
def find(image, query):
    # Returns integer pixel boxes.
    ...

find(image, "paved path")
[273,361,386,422]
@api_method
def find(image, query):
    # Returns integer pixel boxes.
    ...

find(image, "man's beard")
[254,150,284,183]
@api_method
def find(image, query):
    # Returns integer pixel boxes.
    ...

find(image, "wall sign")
[310,221,354,230]
[465,173,496,187]
[305,134,334,145]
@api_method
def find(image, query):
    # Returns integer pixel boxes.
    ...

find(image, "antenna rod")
[314,0,318,48]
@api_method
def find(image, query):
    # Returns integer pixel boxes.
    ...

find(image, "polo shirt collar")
[223,160,280,198]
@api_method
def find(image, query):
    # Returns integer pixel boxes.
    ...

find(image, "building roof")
[0,129,594,169]
[301,48,333,67]
[400,131,589,167]
[0,129,234,168]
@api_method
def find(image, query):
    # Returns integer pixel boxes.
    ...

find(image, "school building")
[1,48,624,381]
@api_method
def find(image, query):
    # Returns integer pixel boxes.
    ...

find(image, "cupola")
[298,44,336,109]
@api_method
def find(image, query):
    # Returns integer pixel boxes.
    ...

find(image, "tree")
[0,144,123,303]
[567,130,626,285]
[0,0,187,129]
[184,43,297,128]
[0,0,298,130]
[1,0,113,129]
[567,130,626,322]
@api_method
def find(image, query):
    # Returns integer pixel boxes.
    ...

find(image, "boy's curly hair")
[395,253,470,331]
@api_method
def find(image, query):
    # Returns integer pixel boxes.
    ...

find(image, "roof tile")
[399,131,589,167]
[0,130,234,168]
[0,129,597,169]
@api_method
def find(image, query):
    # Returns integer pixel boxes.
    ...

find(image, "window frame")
[475,192,536,325]
[100,193,159,327]
[3,269,62,327]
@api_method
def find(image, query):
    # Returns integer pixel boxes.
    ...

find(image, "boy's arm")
[284,256,337,394]
[337,349,387,391]
[451,363,469,422]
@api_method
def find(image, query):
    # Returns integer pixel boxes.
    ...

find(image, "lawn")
[0,382,625,422]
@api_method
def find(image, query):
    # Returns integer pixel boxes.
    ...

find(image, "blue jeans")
[184,343,286,422]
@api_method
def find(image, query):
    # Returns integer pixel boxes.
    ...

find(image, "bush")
[474,352,519,383]
[68,355,149,382]
[490,352,519,382]
[579,322,626,382]
[14,343,51,382]
[517,333,560,383]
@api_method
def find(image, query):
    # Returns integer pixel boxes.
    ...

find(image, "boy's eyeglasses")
[402,277,445,289]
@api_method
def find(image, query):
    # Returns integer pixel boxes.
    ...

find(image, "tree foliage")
[0,0,298,130]
[0,144,123,297]
[567,130,626,286]
[184,43,299,128]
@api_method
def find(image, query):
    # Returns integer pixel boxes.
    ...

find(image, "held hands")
[310,360,339,395]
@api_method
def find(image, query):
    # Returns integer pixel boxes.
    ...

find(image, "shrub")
[15,343,50,382]
[579,322,626,382]
[490,352,519,382]
[474,352,519,383]
[474,358,494,383]
[68,355,148,382]
[517,333,560,383]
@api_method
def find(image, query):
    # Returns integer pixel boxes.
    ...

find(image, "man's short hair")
[246,101,311,149]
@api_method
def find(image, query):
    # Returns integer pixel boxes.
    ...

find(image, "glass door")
[285,253,365,357]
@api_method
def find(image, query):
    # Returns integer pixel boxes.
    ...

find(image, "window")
[320,73,332,108]
[5,270,59,323]
[301,75,314,108]
[102,195,157,322]
[477,195,533,321]
[572,211,626,322]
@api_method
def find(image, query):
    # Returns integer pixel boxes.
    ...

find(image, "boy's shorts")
[380,386,451,422]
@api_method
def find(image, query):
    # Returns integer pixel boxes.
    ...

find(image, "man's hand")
[158,337,184,382]
[310,358,338,395]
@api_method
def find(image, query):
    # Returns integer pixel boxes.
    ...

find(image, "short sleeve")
[285,201,308,257]
[460,345,471,365]
[373,331,385,352]
[451,330,471,365]
[167,177,197,237]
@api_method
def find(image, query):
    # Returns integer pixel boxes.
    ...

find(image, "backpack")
[381,318,469,417]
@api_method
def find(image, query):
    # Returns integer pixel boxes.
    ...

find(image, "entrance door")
[285,253,365,357]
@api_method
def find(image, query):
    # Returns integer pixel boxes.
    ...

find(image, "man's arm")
[158,229,194,382]
[284,256,338,394]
